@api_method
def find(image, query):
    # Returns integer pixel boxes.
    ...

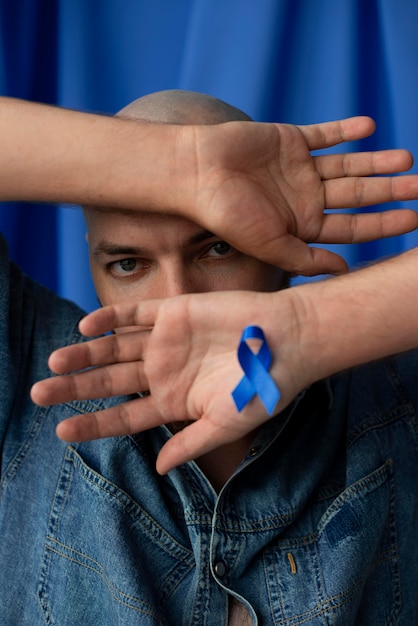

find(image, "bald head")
[117,89,252,125]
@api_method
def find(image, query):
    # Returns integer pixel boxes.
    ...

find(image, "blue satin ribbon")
[232,325,280,415]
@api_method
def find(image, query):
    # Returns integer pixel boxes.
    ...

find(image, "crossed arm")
[32,246,418,474]
[3,96,417,471]
[1,97,418,274]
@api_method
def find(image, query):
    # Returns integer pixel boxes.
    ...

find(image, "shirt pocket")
[263,460,400,625]
[37,446,194,626]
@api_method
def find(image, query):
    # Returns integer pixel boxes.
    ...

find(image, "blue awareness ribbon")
[231,325,280,416]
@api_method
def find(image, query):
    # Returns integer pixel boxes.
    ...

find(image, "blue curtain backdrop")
[0,0,417,311]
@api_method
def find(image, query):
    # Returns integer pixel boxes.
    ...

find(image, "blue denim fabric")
[1,233,418,625]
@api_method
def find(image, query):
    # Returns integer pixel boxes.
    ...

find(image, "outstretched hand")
[28,115,418,473]
[31,291,308,475]
[30,246,418,473]
[188,116,418,274]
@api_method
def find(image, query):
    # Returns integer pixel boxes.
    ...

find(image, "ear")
[85,232,89,243]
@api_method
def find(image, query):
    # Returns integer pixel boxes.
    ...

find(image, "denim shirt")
[1,233,418,625]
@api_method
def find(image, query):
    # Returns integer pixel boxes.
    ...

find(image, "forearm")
[1,97,418,275]
[29,247,418,468]
[0,97,190,210]
[280,247,418,388]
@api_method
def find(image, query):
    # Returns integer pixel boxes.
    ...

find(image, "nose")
[161,272,197,297]
[157,261,204,298]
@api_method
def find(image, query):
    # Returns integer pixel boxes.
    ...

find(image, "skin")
[36,248,418,478]
[29,91,418,478]
[1,96,418,276]
[83,91,288,489]
[85,210,286,303]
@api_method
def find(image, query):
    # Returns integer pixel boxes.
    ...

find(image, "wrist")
[286,250,418,387]
[252,290,315,410]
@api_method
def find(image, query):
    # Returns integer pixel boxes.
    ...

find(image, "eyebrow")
[184,230,216,247]
[92,230,217,258]
[92,242,142,258]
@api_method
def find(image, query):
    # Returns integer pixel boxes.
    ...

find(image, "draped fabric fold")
[0,0,417,311]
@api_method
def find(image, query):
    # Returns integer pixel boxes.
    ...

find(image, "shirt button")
[248,445,261,458]
[214,561,227,578]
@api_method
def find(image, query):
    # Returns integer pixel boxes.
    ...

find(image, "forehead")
[83,207,200,232]
[84,207,212,246]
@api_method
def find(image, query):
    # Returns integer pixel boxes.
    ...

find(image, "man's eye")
[207,241,233,257]
[110,258,138,275]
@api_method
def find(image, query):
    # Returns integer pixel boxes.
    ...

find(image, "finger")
[298,247,349,276]
[314,209,418,245]
[299,116,376,151]
[324,174,418,209]
[155,419,238,474]
[316,149,414,180]
[31,361,148,407]
[79,299,161,337]
[261,234,348,275]
[47,331,149,374]
[55,395,163,442]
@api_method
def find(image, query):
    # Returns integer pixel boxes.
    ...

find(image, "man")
[31,91,418,624]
